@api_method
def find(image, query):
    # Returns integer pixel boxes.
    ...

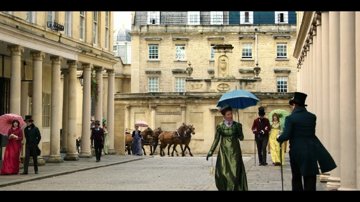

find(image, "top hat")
[289,92,308,107]
[94,120,101,125]
[258,106,265,116]
[24,115,33,122]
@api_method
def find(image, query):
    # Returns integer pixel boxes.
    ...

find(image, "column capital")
[125,105,131,109]
[149,104,157,109]
[106,69,114,74]
[82,63,92,70]
[31,51,45,61]
[94,66,103,72]
[67,60,78,67]
[7,45,24,55]
[50,56,63,64]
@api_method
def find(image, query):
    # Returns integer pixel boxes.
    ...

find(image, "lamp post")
[186,62,193,77]
[254,63,261,78]
[78,72,84,86]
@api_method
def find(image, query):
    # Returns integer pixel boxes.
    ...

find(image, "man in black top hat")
[277,92,336,191]
[251,106,271,166]
[22,115,41,174]
[91,120,105,162]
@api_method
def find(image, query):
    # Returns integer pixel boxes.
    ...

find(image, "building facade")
[0,11,120,163]
[114,11,297,154]
[293,11,360,190]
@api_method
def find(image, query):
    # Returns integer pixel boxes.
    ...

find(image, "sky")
[113,11,132,30]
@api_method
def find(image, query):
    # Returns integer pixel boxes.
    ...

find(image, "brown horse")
[125,127,154,155]
[158,123,188,157]
[149,127,163,155]
[170,124,195,156]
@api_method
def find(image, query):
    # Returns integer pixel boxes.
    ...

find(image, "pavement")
[0,153,329,190]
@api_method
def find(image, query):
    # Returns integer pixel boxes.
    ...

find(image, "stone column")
[181,105,186,124]
[356,12,360,190]
[321,13,330,150]
[31,51,45,165]
[64,60,79,161]
[8,45,23,115]
[107,69,115,154]
[150,105,156,129]
[327,11,341,185]
[61,68,69,153]
[339,12,356,190]
[47,56,64,163]
[315,18,323,143]
[95,67,103,122]
[79,63,92,158]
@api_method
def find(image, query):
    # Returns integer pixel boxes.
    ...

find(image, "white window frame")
[148,44,159,60]
[64,12,72,37]
[175,77,186,92]
[175,45,186,61]
[210,45,215,60]
[147,11,160,25]
[242,43,253,58]
[277,77,288,93]
[240,11,253,24]
[80,11,85,41]
[93,12,98,45]
[26,12,36,23]
[148,77,159,92]
[47,11,55,24]
[210,11,223,25]
[105,12,110,49]
[187,11,200,25]
[275,11,288,24]
[276,43,287,58]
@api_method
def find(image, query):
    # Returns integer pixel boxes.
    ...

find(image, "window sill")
[174,60,187,62]
[275,58,289,61]
[241,58,254,61]
[147,60,160,62]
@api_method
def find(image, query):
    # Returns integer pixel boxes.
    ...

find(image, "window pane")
[277,77,288,93]
[175,77,186,92]
[176,45,185,60]
[210,45,215,60]
[242,43,252,58]
[211,12,223,25]
[148,44,159,59]
[277,43,287,58]
[148,77,159,92]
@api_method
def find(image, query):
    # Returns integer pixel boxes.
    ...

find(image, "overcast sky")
[113,11,132,30]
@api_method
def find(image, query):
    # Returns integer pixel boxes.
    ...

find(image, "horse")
[158,123,188,157]
[149,127,163,155]
[125,127,154,155]
[169,124,195,156]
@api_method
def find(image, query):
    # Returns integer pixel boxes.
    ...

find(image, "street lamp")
[254,63,261,78]
[186,62,193,77]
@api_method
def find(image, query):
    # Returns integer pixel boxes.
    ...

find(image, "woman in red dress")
[1,120,23,175]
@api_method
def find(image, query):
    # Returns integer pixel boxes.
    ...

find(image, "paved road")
[0,154,328,191]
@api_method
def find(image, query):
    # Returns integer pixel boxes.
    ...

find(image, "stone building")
[293,11,360,190]
[114,11,297,154]
[0,12,120,163]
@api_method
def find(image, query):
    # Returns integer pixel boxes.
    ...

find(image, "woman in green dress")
[206,105,248,191]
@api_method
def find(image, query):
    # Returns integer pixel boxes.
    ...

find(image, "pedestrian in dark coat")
[22,115,41,175]
[277,92,337,191]
[251,106,271,166]
[91,120,105,162]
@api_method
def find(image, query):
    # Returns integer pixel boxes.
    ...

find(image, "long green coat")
[208,121,248,191]
[277,107,337,176]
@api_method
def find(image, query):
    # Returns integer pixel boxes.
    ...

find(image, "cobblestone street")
[0,154,327,191]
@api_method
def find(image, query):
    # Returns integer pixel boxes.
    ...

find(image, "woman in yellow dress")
[269,113,285,165]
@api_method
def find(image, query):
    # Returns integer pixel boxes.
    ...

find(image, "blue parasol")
[217,89,260,109]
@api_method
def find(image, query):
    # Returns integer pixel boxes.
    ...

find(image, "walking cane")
[254,137,256,166]
[279,142,284,191]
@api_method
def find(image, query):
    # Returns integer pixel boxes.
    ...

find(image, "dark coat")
[24,124,41,146]
[277,107,337,176]
[91,127,105,146]
[251,117,271,137]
